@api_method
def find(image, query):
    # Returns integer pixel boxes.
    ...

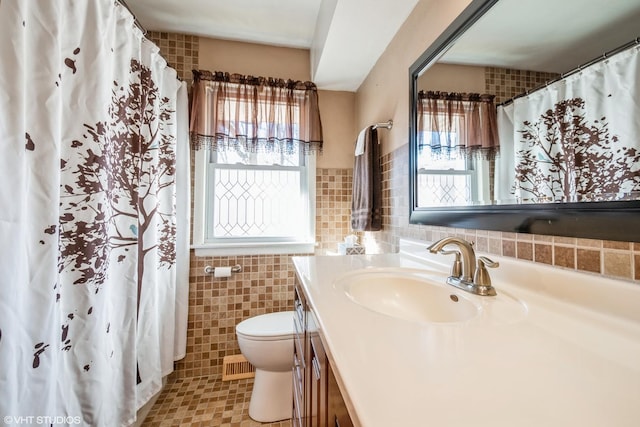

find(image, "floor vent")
[222,354,255,381]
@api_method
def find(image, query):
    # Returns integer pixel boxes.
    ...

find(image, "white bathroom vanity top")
[292,239,640,427]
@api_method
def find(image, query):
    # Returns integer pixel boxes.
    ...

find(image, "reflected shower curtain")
[497,45,640,203]
[0,1,189,426]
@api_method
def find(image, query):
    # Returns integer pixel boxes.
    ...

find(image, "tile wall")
[315,168,353,255]
[146,31,199,83]
[485,66,559,104]
[177,253,298,379]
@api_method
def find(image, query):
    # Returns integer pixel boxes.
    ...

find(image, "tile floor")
[142,375,292,427]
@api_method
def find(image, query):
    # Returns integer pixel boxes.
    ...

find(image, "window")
[193,146,315,255]
[189,71,322,255]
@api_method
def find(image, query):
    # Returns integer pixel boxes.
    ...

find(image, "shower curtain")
[0,1,189,426]
[496,45,640,203]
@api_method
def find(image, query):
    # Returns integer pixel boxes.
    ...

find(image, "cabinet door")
[310,333,327,427]
[293,282,307,426]
[293,337,305,427]
[328,363,354,427]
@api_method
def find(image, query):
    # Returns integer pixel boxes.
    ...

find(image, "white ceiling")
[125,0,640,90]
[441,0,640,74]
[125,0,419,91]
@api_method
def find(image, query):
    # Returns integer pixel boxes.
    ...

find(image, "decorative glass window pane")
[208,165,306,239]
[417,170,473,206]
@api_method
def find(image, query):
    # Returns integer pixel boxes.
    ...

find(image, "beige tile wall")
[485,67,559,104]
[316,168,353,254]
[176,253,299,379]
[146,31,199,83]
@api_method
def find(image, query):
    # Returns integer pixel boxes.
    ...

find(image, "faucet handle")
[473,256,499,288]
[439,249,462,278]
[477,256,499,269]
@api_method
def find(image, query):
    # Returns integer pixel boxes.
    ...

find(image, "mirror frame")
[408,0,640,242]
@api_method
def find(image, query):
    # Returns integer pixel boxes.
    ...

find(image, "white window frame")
[192,148,316,256]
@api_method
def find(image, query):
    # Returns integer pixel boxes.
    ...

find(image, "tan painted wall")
[198,37,310,81]
[198,37,356,169]
[316,90,356,169]
[418,63,486,93]
[355,0,473,155]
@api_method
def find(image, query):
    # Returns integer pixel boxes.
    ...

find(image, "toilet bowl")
[236,311,295,422]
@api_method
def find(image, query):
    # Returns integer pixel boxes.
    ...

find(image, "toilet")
[235,311,295,422]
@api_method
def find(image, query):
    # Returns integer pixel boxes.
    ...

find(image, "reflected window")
[416,91,498,206]
[418,120,476,206]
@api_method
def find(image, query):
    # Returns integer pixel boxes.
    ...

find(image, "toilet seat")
[236,311,294,341]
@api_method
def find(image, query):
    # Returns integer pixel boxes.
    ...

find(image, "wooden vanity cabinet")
[328,363,353,427]
[293,283,307,427]
[309,326,327,426]
[293,280,353,427]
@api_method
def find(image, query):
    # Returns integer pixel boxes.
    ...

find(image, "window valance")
[418,90,499,159]
[190,70,323,154]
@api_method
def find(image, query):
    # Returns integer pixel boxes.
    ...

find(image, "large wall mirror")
[409,0,640,242]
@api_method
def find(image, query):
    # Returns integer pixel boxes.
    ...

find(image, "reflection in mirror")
[416,91,499,206]
[416,63,560,207]
[408,0,640,241]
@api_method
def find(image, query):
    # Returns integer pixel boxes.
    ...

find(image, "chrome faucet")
[426,237,498,296]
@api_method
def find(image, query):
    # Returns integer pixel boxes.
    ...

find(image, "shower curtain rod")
[118,0,147,35]
[498,37,640,107]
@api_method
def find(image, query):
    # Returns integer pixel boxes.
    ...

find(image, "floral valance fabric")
[417,91,499,159]
[190,70,323,154]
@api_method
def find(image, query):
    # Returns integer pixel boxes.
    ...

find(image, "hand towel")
[354,127,368,156]
[351,126,382,231]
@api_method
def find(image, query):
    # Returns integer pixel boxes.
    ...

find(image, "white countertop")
[292,239,640,427]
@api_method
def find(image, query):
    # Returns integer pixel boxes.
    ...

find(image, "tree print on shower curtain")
[53,58,176,368]
[513,98,640,202]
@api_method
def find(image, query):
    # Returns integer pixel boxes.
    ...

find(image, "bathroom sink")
[334,268,480,324]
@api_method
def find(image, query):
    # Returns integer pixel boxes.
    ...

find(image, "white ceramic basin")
[335,268,480,323]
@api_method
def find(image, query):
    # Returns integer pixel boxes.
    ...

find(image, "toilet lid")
[236,311,295,340]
